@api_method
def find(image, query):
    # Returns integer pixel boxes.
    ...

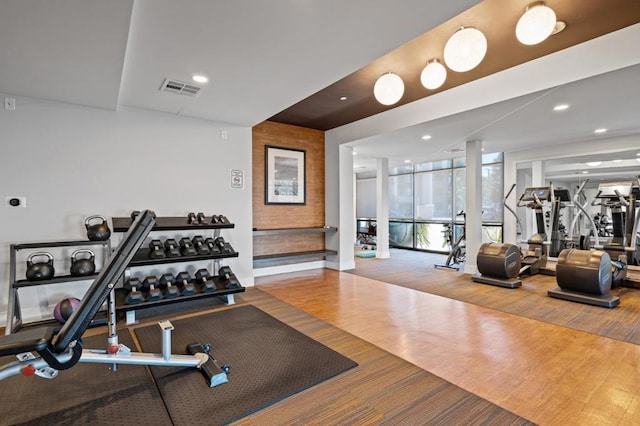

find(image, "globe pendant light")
[444,27,487,72]
[420,59,447,90]
[373,72,405,105]
[516,2,557,45]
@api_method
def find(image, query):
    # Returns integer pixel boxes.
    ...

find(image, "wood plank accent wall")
[252,121,325,257]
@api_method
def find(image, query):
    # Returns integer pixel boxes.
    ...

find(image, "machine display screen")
[520,187,550,202]
[596,182,632,198]
[554,189,571,202]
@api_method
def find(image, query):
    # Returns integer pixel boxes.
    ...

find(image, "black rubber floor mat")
[134,305,358,425]
[0,329,171,425]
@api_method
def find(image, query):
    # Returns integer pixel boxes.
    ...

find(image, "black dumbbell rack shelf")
[11,240,110,250]
[112,217,235,232]
[128,247,238,267]
[13,273,100,288]
[114,282,245,312]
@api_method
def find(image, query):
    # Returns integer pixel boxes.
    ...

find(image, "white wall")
[0,95,253,326]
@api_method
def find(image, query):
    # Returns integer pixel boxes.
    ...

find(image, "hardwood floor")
[254,258,640,426]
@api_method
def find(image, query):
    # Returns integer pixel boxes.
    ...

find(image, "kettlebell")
[69,249,96,277]
[85,215,111,241]
[26,252,55,281]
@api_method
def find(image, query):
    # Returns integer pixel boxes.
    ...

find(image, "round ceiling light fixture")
[373,72,405,105]
[516,2,557,45]
[444,26,487,72]
[586,161,602,167]
[420,59,447,90]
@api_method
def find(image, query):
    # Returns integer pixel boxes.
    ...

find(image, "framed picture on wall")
[265,145,306,205]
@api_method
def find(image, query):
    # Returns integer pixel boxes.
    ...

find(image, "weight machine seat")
[0,326,55,357]
[0,210,156,360]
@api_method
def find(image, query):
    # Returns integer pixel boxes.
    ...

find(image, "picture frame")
[265,145,306,205]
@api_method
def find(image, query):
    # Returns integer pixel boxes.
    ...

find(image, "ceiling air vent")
[444,148,465,154]
[160,78,202,97]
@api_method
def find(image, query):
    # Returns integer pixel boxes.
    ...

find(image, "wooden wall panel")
[253,234,325,257]
[252,121,326,256]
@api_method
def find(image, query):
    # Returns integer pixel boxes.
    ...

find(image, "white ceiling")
[0,0,638,174]
[0,0,478,126]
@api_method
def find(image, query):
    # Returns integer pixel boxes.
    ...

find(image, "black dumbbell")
[176,271,197,295]
[159,272,181,298]
[142,276,163,302]
[149,239,166,259]
[197,212,206,224]
[179,237,198,256]
[218,266,241,289]
[214,237,231,254]
[164,238,181,257]
[211,215,220,224]
[195,268,216,292]
[187,212,197,224]
[124,277,145,305]
[205,237,219,253]
[218,215,229,224]
[192,235,210,255]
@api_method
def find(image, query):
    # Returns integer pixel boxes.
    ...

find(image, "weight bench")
[0,210,229,387]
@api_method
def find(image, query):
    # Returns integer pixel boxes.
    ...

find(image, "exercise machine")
[548,188,571,257]
[547,248,625,308]
[591,180,640,266]
[566,180,600,250]
[435,211,466,271]
[0,210,230,387]
[473,186,554,287]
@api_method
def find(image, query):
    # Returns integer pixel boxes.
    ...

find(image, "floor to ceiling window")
[356,153,504,253]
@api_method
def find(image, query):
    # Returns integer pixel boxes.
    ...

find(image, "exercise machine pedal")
[186,343,229,388]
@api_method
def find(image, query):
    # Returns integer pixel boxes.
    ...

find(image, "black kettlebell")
[85,215,111,241]
[69,249,96,277]
[26,252,55,281]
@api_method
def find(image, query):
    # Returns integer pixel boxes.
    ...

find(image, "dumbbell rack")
[111,215,245,325]
[5,239,111,335]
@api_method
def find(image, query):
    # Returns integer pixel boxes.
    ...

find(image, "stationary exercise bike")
[435,211,466,271]
[0,210,231,387]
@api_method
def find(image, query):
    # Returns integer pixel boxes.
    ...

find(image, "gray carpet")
[0,329,171,426]
[134,304,358,425]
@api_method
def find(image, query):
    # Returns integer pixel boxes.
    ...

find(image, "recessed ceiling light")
[594,128,608,134]
[352,151,357,156]
[339,96,347,101]
[612,159,622,163]
[421,135,432,140]
[192,75,208,83]
[553,104,569,111]
[404,160,411,164]
[636,158,640,163]
[582,171,589,174]
[586,161,602,167]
